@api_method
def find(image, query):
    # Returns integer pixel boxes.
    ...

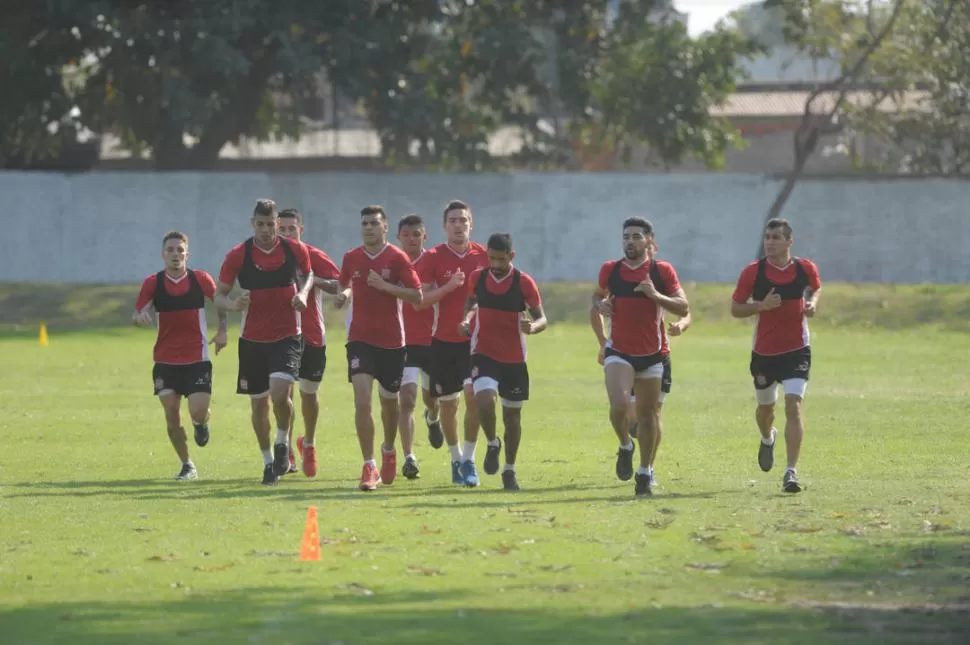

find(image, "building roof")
[712,89,931,118]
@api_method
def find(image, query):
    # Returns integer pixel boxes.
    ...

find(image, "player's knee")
[784,396,802,417]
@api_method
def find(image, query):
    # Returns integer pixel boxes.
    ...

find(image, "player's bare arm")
[804,287,822,317]
[208,306,229,355]
[591,285,613,316]
[214,281,249,312]
[458,293,478,336]
[132,304,153,326]
[313,276,341,295]
[731,287,781,318]
[291,271,314,311]
[365,270,422,305]
[588,305,607,346]
[521,304,548,335]
[413,270,465,310]
[636,279,689,318]
[334,287,351,309]
[668,310,692,336]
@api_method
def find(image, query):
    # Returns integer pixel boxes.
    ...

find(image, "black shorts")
[429,338,471,397]
[471,354,529,403]
[629,356,672,397]
[299,344,327,382]
[404,344,432,373]
[153,361,212,397]
[237,336,303,395]
[346,341,405,394]
[750,346,811,390]
[604,347,666,374]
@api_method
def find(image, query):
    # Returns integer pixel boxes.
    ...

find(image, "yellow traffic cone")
[39,323,49,347]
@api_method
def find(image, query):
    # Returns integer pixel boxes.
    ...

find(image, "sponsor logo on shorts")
[796,362,809,371]
[756,374,767,387]
[154,378,165,389]
[239,378,249,391]
[195,376,209,385]
[470,367,479,378]
[435,383,443,394]
[350,357,360,369]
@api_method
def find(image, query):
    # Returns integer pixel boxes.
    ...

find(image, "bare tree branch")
[758,0,906,252]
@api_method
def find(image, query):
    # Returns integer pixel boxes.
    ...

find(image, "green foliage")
[1,0,762,170]
[587,5,760,169]
[764,0,970,176]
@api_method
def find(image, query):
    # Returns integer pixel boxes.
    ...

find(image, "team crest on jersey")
[381,268,391,279]
[352,271,361,279]
[154,378,164,389]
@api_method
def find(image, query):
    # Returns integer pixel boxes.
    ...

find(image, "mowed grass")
[1,301,970,643]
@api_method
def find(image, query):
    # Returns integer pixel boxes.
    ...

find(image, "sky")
[675,0,756,35]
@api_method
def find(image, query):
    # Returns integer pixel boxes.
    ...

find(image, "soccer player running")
[459,233,547,491]
[133,231,228,480]
[215,199,314,486]
[589,240,691,483]
[731,218,821,494]
[416,200,490,487]
[277,208,342,478]
[335,206,423,491]
[592,218,689,497]
[395,214,459,480]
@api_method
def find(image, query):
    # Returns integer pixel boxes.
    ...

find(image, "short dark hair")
[765,218,793,239]
[253,199,277,218]
[443,199,470,223]
[398,214,424,232]
[487,232,513,253]
[162,231,188,247]
[622,217,653,236]
[279,208,302,224]
[361,205,387,221]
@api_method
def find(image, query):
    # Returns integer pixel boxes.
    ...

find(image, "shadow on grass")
[7,478,674,507]
[0,584,966,645]
[745,537,970,608]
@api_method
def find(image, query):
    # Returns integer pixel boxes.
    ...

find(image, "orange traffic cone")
[299,506,321,561]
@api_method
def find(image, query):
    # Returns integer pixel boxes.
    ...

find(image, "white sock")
[448,443,463,462]
[637,466,650,475]
[503,463,515,473]
[425,408,439,423]
[261,449,273,466]
[382,443,395,454]
[620,441,634,451]
[487,438,500,447]
[365,458,377,467]
[647,466,654,476]
[761,428,777,446]
[406,453,417,462]
[303,438,314,447]
[183,459,194,467]
[275,428,288,445]
[463,441,477,462]
[786,467,797,474]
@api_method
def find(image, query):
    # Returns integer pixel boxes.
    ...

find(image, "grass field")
[1,283,969,644]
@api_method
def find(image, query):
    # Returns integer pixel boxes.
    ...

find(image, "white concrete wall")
[1,172,967,284]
